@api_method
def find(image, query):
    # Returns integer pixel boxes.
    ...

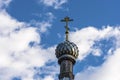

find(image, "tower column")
[59,60,74,80]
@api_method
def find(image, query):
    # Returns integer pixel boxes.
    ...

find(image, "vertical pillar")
[59,60,74,80]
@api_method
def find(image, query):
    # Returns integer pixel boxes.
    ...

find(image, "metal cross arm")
[61,16,73,25]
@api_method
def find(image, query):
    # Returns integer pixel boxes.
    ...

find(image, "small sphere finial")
[61,16,73,41]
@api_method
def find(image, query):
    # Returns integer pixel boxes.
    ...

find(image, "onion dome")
[55,41,79,59]
[55,16,79,64]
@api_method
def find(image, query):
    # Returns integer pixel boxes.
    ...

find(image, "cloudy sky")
[0,0,120,80]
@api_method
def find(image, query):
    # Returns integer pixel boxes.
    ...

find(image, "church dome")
[55,41,79,59]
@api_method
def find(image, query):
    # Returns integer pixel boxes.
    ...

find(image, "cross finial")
[61,16,73,41]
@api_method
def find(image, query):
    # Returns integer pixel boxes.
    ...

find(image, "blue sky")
[0,0,120,80]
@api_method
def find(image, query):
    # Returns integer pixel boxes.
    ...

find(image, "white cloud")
[70,26,120,80]
[70,27,100,60]
[46,12,56,22]
[0,10,24,35]
[30,20,51,33]
[38,21,52,33]
[30,12,55,33]
[40,0,68,9]
[0,0,11,9]
[75,48,120,80]
[0,2,57,80]
[70,26,120,60]
[43,76,54,80]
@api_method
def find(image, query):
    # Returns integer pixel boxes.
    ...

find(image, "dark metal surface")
[61,16,73,41]
[55,41,79,59]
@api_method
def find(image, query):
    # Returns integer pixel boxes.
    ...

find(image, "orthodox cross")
[61,16,73,41]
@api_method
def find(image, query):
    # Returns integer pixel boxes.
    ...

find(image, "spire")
[56,17,79,80]
[61,16,73,41]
